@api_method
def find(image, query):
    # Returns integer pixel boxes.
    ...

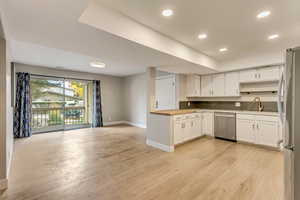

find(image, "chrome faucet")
[252,97,264,112]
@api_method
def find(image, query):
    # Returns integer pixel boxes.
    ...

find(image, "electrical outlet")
[108,116,112,121]
[235,102,241,107]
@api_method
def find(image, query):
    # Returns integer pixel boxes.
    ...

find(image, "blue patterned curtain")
[93,80,103,127]
[14,72,32,138]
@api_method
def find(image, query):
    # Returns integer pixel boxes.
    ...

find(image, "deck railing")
[31,106,87,131]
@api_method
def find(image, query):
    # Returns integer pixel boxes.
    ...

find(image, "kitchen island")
[147,109,281,152]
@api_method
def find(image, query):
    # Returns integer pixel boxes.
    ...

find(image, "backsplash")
[179,101,278,112]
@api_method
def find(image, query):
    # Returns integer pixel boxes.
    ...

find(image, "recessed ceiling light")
[162,9,173,17]
[268,34,279,40]
[90,61,106,68]
[257,11,271,19]
[219,48,228,52]
[198,34,207,39]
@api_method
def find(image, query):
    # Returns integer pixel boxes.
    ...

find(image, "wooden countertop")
[150,109,198,116]
[150,109,279,116]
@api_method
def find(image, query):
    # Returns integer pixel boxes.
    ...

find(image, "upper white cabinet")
[201,75,213,97]
[212,74,225,96]
[186,75,201,97]
[155,76,176,110]
[239,69,257,83]
[239,66,280,83]
[225,72,240,96]
[257,66,280,82]
[186,65,281,98]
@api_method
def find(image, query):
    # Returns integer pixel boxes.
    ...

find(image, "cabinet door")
[256,120,279,147]
[202,113,214,136]
[257,66,280,82]
[183,119,192,142]
[155,76,176,110]
[236,119,256,143]
[201,75,212,96]
[174,121,184,145]
[187,75,201,97]
[212,74,225,96]
[191,118,202,139]
[225,72,240,96]
[239,69,257,83]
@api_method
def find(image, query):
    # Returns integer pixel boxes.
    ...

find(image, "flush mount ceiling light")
[198,34,207,39]
[257,11,271,19]
[219,48,228,52]
[268,34,279,40]
[90,61,106,68]
[162,9,173,17]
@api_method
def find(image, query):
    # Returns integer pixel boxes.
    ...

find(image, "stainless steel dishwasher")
[214,112,236,141]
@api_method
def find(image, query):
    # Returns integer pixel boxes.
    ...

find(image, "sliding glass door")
[30,76,93,133]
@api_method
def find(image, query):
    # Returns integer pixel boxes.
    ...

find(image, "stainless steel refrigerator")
[279,47,300,200]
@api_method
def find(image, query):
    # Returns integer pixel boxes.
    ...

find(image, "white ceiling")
[1,0,299,76]
[97,0,300,63]
[0,0,217,76]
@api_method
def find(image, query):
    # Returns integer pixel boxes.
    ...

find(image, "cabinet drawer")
[173,115,184,121]
[236,114,256,120]
[255,115,279,122]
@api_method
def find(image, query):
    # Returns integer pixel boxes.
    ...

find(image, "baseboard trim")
[103,121,147,129]
[146,139,174,152]
[0,179,8,190]
[103,121,127,126]
[124,121,147,129]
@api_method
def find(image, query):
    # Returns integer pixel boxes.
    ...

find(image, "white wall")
[0,34,13,189]
[14,63,125,124]
[5,40,13,178]
[122,73,147,128]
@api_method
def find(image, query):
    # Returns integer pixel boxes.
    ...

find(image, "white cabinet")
[201,75,212,96]
[173,113,211,145]
[174,120,185,145]
[239,66,280,83]
[236,118,256,143]
[256,120,279,147]
[225,72,240,96]
[212,74,225,96]
[239,69,257,83]
[155,76,176,110]
[257,66,280,82]
[202,112,214,136]
[186,75,201,97]
[236,114,280,148]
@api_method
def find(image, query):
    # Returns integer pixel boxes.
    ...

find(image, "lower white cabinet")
[174,120,185,145]
[173,113,213,145]
[236,118,256,143]
[202,112,214,136]
[236,114,280,148]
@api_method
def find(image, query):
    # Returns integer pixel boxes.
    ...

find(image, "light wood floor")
[1,125,283,200]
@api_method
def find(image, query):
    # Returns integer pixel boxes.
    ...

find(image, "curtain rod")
[29,73,96,82]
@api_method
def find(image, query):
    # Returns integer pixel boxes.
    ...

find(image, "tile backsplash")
[179,101,278,112]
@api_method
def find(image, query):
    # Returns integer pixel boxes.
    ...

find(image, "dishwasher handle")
[215,114,236,118]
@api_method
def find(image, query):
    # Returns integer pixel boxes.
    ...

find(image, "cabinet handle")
[252,124,255,130]
[181,123,185,128]
[156,101,158,108]
[257,123,259,129]
[191,121,193,127]
[255,74,257,79]
[258,73,261,79]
